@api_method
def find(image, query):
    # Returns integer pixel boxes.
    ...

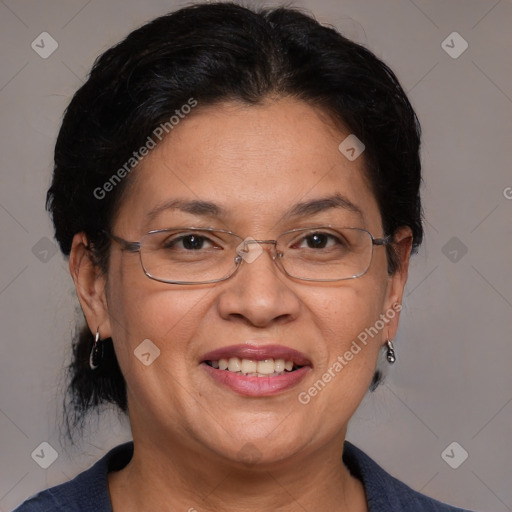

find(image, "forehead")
[114,98,382,235]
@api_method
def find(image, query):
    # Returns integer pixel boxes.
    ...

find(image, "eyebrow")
[145,193,363,224]
[287,194,363,219]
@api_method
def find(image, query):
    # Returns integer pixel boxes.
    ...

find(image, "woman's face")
[82,97,410,466]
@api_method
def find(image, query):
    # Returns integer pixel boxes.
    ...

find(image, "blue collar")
[15,440,474,511]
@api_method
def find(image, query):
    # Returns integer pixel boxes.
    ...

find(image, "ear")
[69,233,112,339]
[383,226,413,340]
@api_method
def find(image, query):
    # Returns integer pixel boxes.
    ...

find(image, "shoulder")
[343,441,477,512]
[12,442,133,512]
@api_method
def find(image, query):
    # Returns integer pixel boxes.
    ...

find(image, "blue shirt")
[14,441,476,511]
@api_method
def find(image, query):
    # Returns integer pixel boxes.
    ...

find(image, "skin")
[70,97,412,512]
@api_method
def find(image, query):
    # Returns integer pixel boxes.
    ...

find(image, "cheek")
[106,280,216,431]
[303,278,388,406]
[310,274,388,344]
[106,257,211,374]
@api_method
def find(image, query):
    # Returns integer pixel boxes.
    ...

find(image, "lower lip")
[201,363,310,397]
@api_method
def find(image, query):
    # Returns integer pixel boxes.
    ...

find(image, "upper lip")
[201,343,312,367]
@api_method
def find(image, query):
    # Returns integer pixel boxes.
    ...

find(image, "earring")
[386,338,396,364]
[89,327,104,370]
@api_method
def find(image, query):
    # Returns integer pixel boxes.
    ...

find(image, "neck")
[108,430,367,512]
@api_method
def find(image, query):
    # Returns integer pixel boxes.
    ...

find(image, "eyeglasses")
[105,226,391,285]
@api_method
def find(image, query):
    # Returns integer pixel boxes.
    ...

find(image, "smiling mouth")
[204,357,304,377]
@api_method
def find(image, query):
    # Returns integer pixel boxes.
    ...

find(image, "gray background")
[0,0,511,510]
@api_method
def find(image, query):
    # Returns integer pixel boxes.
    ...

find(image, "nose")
[216,241,301,328]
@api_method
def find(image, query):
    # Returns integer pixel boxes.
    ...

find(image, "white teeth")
[274,358,285,372]
[257,359,275,375]
[228,357,241,372]
[240,359,257,374]
[209,357,297,375]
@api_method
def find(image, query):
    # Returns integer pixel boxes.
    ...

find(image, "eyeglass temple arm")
[372,235,392,246]
[103,231,141,252]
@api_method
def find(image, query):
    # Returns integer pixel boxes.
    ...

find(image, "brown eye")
[177,234,207,250]
[293,232,344,250]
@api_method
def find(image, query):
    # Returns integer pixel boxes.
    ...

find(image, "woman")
[14,2,477,511]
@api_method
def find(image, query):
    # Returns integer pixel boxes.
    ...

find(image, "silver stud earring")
[89,327,104,370]
[386,338,396,364]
